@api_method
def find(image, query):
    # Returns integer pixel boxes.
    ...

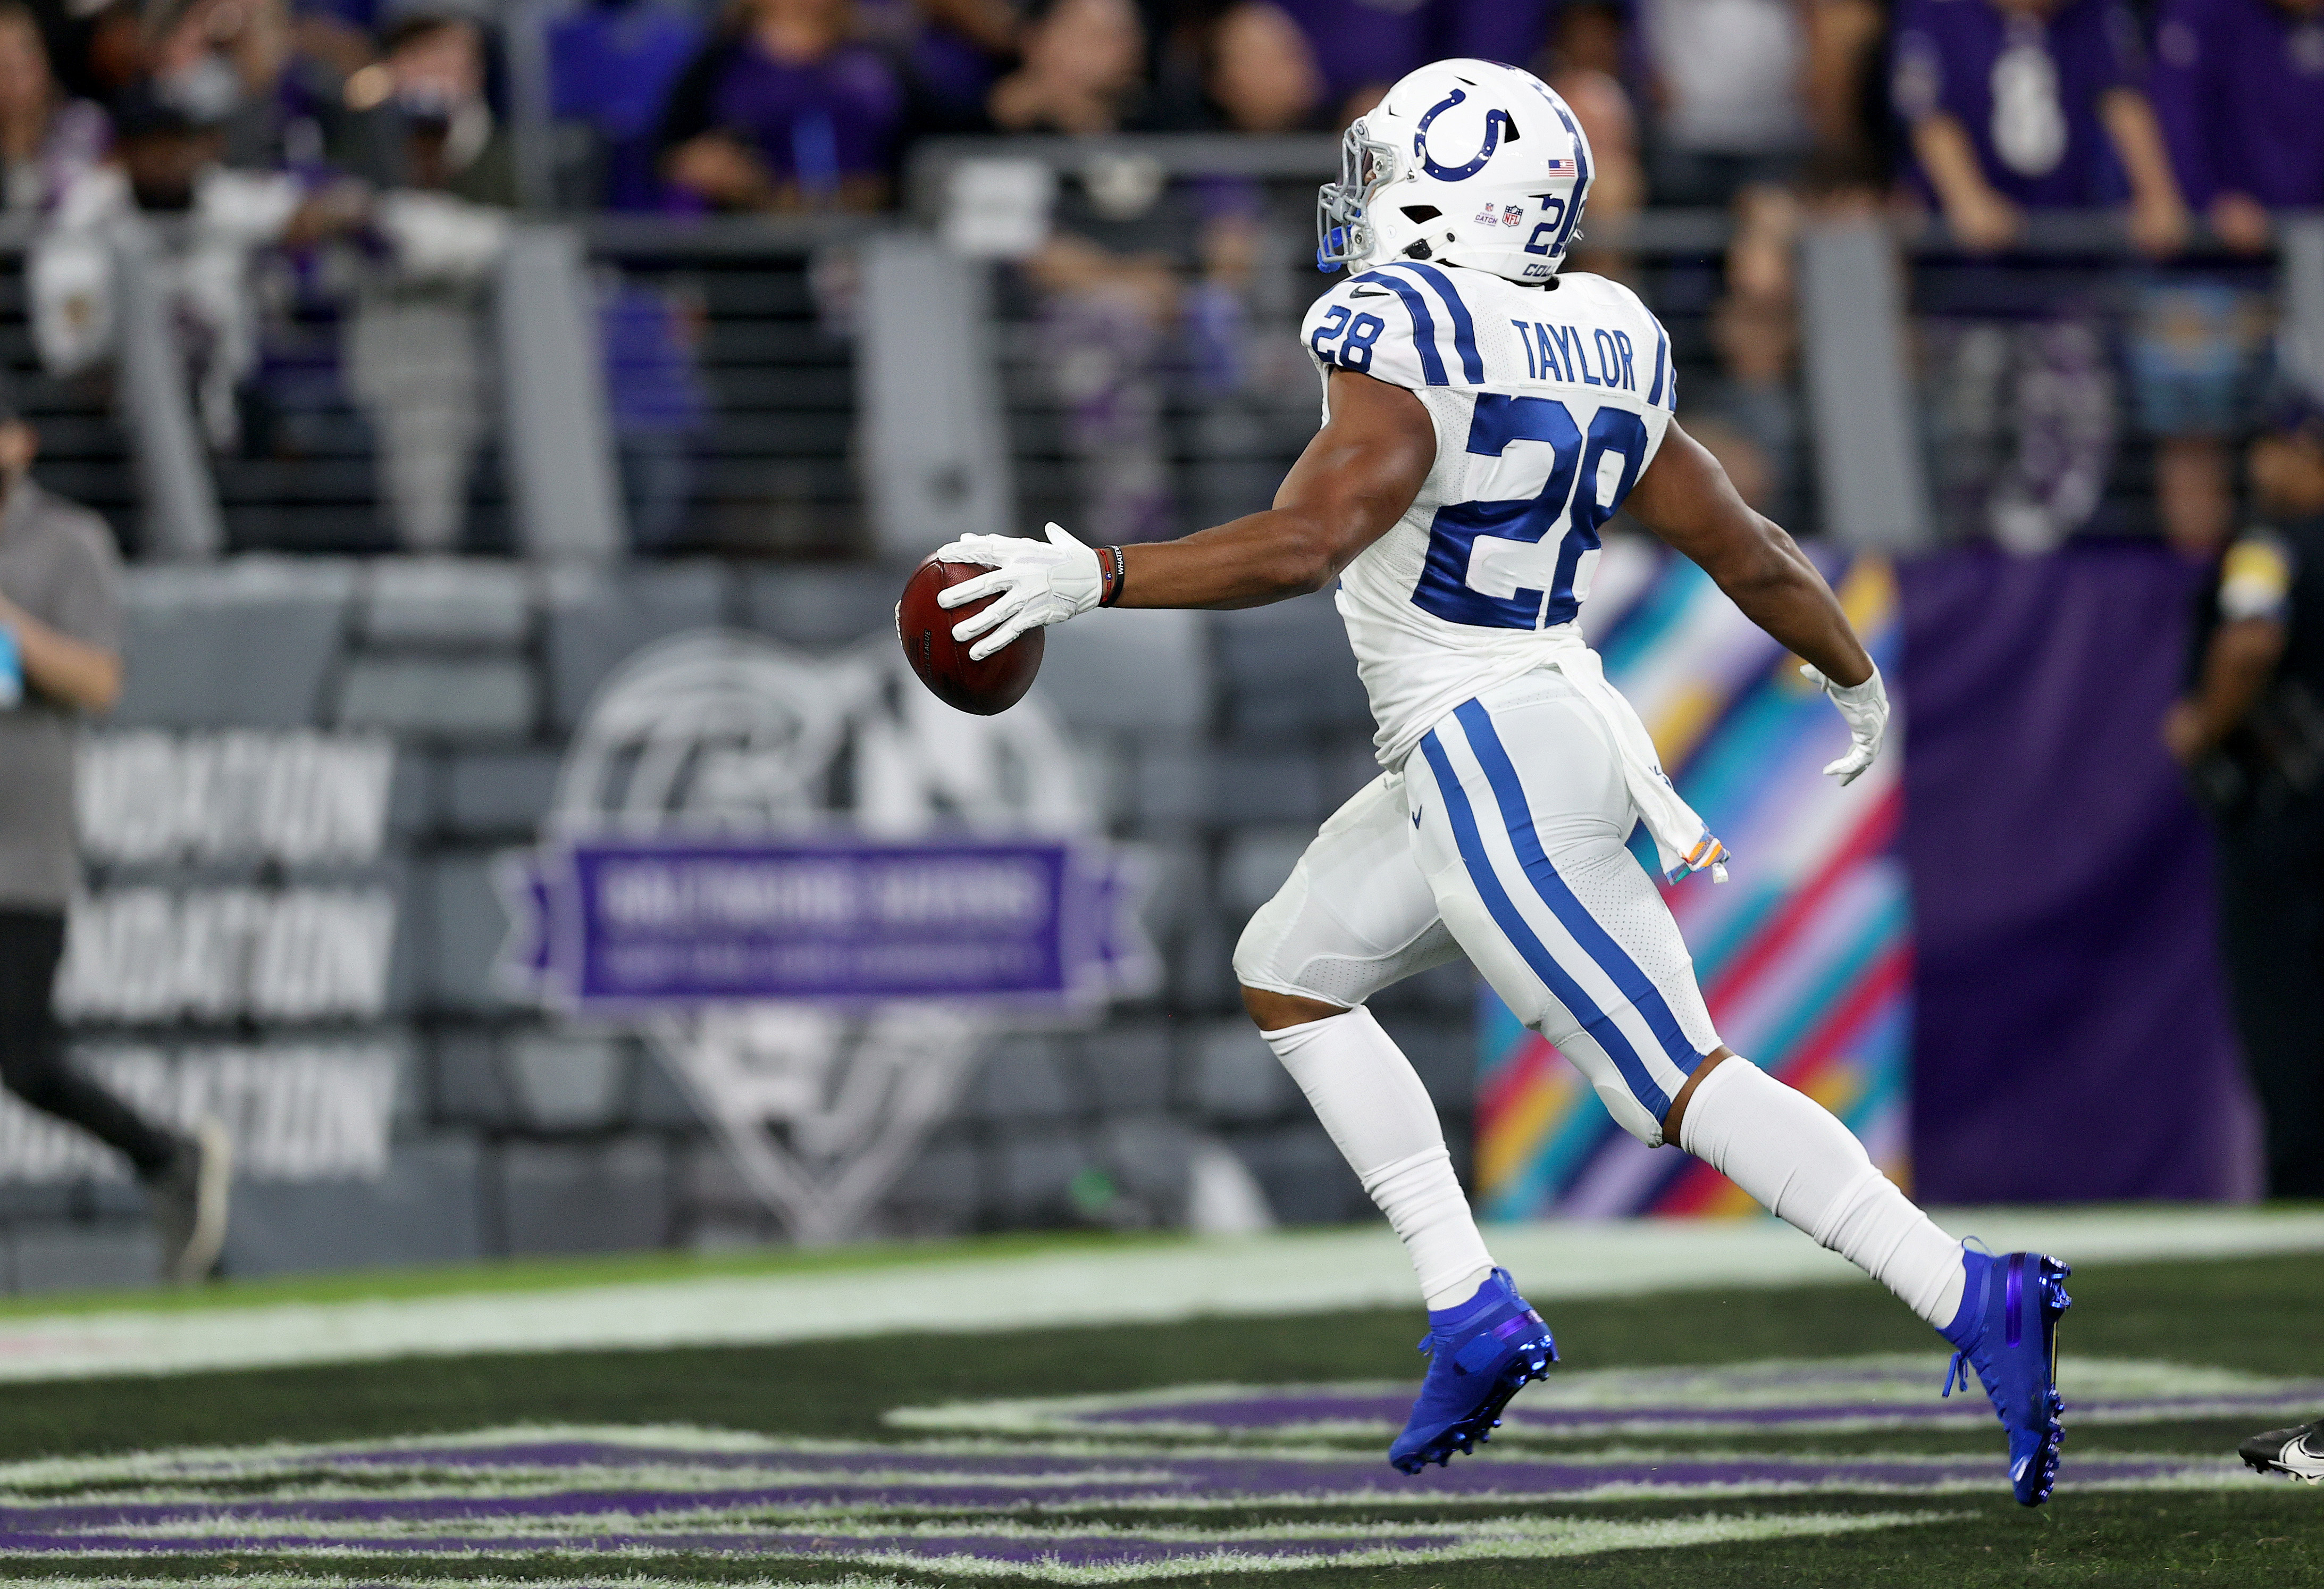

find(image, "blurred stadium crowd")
[0,0,2311,561]
[0,0,2317,1287]
[10,0,2303,222]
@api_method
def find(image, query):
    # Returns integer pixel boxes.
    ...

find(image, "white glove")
[1800,662,1888,785]
[935,522,1104,661]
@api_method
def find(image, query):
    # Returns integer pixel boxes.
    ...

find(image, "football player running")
[936,58,2070,1504]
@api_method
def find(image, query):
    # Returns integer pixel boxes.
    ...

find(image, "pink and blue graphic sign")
[1476,543,1909,1218]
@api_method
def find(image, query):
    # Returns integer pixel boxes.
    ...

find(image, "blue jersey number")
[1522,195,1567,257]
[1311,305,1386,372]
[1413,395,1650,630]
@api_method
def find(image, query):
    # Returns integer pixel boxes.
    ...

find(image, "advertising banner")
[1897,545,2252,1200]
[0,730,404,1188]
[1475,543,1909,1217]
[499,835,1145,1013]
[495,629,1156,1242]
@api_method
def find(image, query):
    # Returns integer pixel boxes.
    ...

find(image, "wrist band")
[1098,546,1126,607]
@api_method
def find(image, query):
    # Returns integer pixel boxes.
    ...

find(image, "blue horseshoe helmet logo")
[1413,89,1509,181]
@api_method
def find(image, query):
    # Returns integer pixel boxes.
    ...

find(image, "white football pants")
[1237,667,1717,1148]
[1236,667,1966,1328]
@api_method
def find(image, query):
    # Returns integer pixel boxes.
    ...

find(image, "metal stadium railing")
[3,144,2315,566]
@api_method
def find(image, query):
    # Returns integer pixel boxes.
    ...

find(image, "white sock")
[1679,1057,1966,1327]
[1262,1007,1495,1310]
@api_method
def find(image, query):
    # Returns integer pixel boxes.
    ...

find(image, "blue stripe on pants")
[1453,699,1705,1089]
[1418,725,1673,1122]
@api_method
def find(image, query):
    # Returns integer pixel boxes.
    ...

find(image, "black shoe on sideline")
[144,1117,232,1285]
[2240,1420,2324,1483]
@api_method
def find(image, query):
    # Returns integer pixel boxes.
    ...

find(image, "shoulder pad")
[1302,264,1487,390]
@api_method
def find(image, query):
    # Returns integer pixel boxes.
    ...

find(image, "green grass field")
[0,1248,2318,1587]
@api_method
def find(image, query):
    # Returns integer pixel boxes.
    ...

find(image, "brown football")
[896,557,1046,715]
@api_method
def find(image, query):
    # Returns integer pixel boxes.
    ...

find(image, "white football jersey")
[1298,260,1678,766]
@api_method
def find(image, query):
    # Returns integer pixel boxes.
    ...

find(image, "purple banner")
[1898,542,2259,1202]
[496,836,1150,1013]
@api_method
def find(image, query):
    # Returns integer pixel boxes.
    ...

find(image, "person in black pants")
[2185,403,2324,1482]
[0,402,229,1282]
[2165,396,2324,1200]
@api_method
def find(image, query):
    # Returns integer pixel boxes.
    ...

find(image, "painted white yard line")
[0,1578,924,1589]
[0,1515,1963,1579]
[0,1207,2310,1384]
[0,1516,1967,1580]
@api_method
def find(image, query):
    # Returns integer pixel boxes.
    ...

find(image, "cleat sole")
[1392,1332,1557,1475]
[2015,1262,2071,1508]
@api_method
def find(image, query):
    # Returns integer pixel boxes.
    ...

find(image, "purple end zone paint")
[0,1367,2272,1565]
[0,1447,2230,1555]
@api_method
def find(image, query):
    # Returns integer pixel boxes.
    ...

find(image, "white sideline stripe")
[0,1578,921,1589]
[0,1207,2311,1383]
[0,1513,1960,1580]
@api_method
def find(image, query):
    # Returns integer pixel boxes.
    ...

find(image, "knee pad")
[1231,868,1304,996]
[1235,864,1461,1008]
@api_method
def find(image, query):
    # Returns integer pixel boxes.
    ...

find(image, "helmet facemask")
[1315,120,1398,272]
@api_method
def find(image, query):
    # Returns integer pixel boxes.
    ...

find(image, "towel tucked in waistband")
[1540,639,1729,886]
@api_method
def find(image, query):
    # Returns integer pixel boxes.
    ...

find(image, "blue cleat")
[1388,1268,1557,1474]
[1940,1246,2073,1506]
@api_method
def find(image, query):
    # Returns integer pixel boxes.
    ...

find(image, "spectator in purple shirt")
[1895,0,2195,548]
[549,0,705,210]
[1891,0,2188,254]
[858,0,1022,131]
[991,0,1170,538]
[1440,0,1555,68]
[2135,0,2317,555]
[600,277,709,550]
[1271,0,1434,126]
[658,0,904,213]
[986,0,1146,134]
[2150,0,2324,254]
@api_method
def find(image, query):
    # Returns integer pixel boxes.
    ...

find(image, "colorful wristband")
[1098,546,1126,607]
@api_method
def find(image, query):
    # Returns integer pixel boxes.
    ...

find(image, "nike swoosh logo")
[2010,1458,2030,1482]
[1350,287,1392,298]
[1411,806,1423,828]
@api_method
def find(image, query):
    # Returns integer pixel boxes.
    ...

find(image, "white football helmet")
[1316,58,1594,286]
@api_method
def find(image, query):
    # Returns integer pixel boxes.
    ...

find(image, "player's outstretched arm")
[1625,419,1887,784]
[936,370,1434,656]
[1116,370,1436,610]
